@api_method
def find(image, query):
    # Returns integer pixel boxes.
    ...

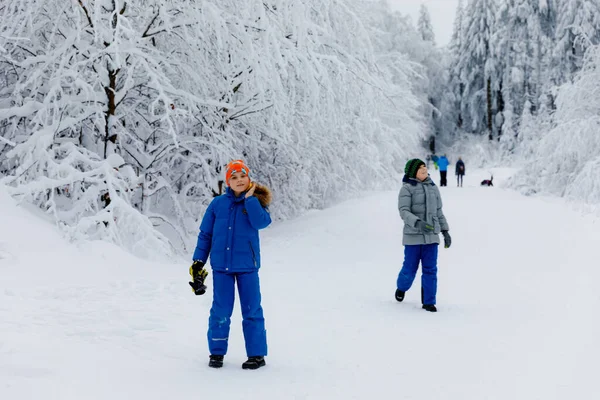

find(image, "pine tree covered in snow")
[493,0,557,137]
[446,0,467,132]
[552,0,600,85]
[418,4,436,44]
[457,0,498,138]
[535,0,559,112]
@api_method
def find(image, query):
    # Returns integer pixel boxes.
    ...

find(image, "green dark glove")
[416,220,434,234]
[189,260,208,295]
[442,231,452,248]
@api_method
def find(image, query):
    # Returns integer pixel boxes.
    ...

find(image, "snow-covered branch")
[1,0,425,257]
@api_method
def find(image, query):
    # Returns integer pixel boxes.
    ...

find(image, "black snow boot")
[242,356,266,370]
[208,355,224,368]
[422,304,437,312]
[395,289,405,302]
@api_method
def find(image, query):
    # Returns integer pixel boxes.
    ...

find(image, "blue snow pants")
[207,270,267,357]
[396,244,439,305]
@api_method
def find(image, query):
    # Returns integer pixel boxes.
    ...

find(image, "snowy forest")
[1,0,600,258]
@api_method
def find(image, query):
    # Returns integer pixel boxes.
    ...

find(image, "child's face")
[416,165,428,181]
[229,171,251,194]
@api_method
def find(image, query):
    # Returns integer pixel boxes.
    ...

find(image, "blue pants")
[208,270,267,357]
[397,244,439,305]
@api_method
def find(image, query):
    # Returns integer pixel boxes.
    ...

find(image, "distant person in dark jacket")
[455,157,465,187]
[190,159,272,370]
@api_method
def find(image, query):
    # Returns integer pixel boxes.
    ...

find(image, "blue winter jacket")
[437,156,449,171]
[193,187,271,272]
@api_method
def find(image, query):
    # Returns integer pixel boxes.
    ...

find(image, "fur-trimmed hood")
[252,183,272,208]
[225,183,272,208]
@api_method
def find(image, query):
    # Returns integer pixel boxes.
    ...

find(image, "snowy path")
[1,169,599,399]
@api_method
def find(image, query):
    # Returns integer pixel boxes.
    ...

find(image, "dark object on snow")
[480,175,494,186]
[242,356,266,370]
[395,289,405,302]
[422,304,437,312]
[209,355,224,368]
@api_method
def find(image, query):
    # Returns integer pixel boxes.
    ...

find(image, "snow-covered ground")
[1,168,599,400]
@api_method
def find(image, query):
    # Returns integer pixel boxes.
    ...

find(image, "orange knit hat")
[225,159,251,186]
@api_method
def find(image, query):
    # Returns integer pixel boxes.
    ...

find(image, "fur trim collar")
[226,183,272,207]
[252,183,272,208]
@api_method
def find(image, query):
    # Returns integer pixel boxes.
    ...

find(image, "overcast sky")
[386,0,459,47]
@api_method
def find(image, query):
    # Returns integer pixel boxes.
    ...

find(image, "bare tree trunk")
[496,79,504,138]
[486,77,493,140]
[102,0,126,159]
[457,82,464,129]
[103,65,118,159]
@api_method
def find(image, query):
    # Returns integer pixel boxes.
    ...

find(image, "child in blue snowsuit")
[190,160,272,369]
[395,159,451,312]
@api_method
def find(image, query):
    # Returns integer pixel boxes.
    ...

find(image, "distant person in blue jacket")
[437,154,449,186]
[190,159,272,370]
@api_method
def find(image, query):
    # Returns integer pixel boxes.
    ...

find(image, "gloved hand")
[416,220,434,234]
[189,260,208,295]
[442,230,452,248]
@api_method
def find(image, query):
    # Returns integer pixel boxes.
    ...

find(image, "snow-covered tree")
[446,0,466,132]
[418,4,436,44]
[535,0,559,113]
[0,0,204,256]
[361,2,445,141]
[552,0,600,85]
[458,0,498,138]
[509,44,600,207]
[0,0,425,256]
[493,0,557,137]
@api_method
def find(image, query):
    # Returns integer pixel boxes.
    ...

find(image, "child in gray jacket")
[396,159,451,312]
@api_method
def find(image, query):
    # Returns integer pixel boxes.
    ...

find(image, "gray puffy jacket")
[398,175,450,245]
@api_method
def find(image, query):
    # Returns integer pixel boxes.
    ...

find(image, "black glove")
[189,260,208,295]
[416,220,434,234]
[442,231,452,249]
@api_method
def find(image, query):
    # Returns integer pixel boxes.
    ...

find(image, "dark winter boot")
[395,289,405,302]
[242,356,266,370]
[208,355,224,368]
[422,304,437,312]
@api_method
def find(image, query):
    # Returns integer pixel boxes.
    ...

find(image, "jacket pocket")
[248,241,257,267]
[432,216,441,234]
[404,223,420,235]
